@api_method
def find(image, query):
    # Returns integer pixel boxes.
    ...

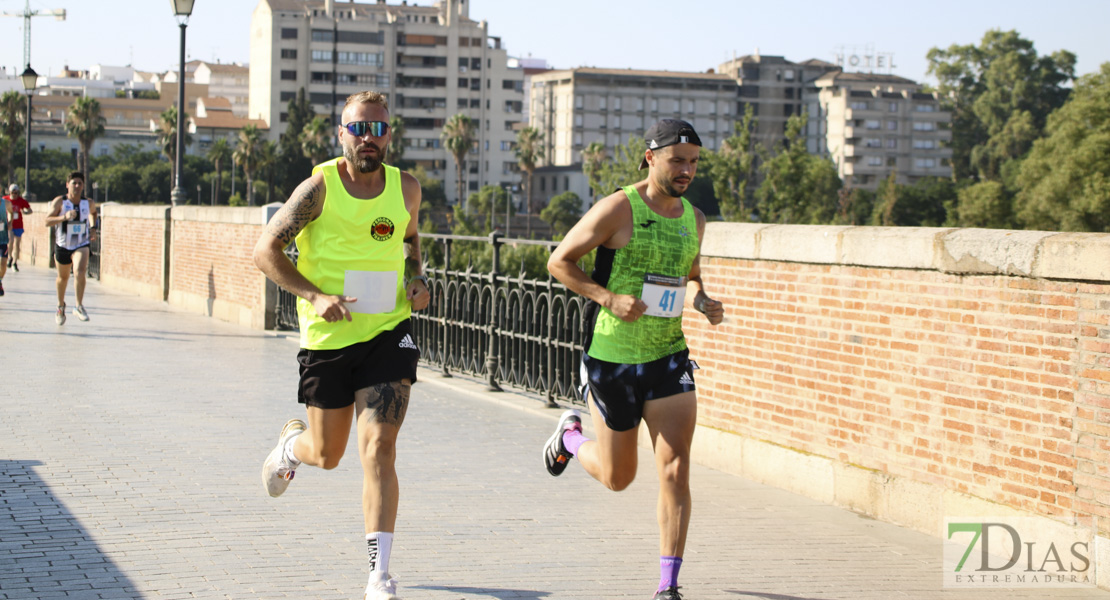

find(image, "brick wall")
[100,204,170,300]
[684,224,1110,547]
[17,202,55,269]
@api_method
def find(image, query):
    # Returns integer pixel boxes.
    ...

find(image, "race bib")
[641,273,686,318]
[343,271,398,315]
[69,222,85,235]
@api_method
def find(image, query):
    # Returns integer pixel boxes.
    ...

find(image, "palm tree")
[440,113,476,212]
[387,115,405,166]
[257,140,278,204]
[580,141,607,203]
[0,91,26,184]
[300,116,333,166]
[206,138,232,205]
[64,96,106,179]
[156,106,192,189]
[234,124,263,206]
[515,126,544,237]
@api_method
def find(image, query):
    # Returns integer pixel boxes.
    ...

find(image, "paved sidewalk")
[1,266,1106,600]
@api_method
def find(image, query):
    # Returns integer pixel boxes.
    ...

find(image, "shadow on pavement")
[411,585,552,599]
[0,459,142,599]
[728,592,833,600]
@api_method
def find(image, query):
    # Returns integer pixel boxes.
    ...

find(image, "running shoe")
[262,418,306,497]
[0,281,4,296]
[543,409,581,476]
[56,304,66,325]
[11,262,17,272]
[364,574,399,600]
[653,587,684,600]
[74,305,90,321]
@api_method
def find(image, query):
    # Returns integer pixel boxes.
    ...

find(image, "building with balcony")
[248,0,526,205]
[809,71,952,190]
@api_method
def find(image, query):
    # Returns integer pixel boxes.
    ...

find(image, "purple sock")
[659,556,682,592]
[561,426,587,456]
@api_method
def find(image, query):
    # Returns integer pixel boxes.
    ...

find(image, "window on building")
[686,100,694,113]
[912,139,937,149]
[888,102,898,112]
[574,114,583,127]
[914,104,936,112]
[914,157,937,168]
[637,98,644,112]
[280,70,297,81]
[614,115,621,129]
[281,28,298,39]
[850,101,869,110]
[279,112,288,123]
[864,138,882,148]
[280,91,296,102]
[599,97,607,110]
[575,95,583,109]
[886,156,897,166]
[281,49,297,59]
[457,98,469,108]
[912,121,936,131]
[865,119,881,130]
[651,98,658,112]
[471,58,481,70]
[458,57,469,72]
[614,97,622,111]
[887,120,898,131]
[784,69,795,81]
[501,141,512,151]
[458,78,468,88]
[867,156,883,166]
[886,138,897,149]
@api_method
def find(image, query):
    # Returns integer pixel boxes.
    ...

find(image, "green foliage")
[278,88,316,196]
[756,112,841,223]
[593,135,645,198]
[228,192,245,207]
[870,176,957,227]
[387,115,407,168]
[953,181,1017,229]
[301,116,333,166]
[515,126,544,220]
[580,141,606,203]
[206,138,232,205]
[832,186,876,225]
[540,191,582,236]
[469,184,511,230]
[1015,63,1110,232]
[234,124,264,206]
[927,29,1075,182]
[411,165,447,213]
[0,90,25,183]
[441,113,476,210]
[65,96,107,179]
[115,90,160,100]
[705,104,759,221]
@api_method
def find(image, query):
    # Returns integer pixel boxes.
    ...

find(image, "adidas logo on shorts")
[398,334,418,350]
[678,372,694,386]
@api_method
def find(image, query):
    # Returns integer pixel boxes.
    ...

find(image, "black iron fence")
[273,233,591,407]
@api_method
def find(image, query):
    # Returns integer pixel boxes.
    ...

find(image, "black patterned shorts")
[297,320,420,409]
[579,348,696,432]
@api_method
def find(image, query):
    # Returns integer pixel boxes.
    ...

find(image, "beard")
[344,143,383,173]
[656,174,690,199]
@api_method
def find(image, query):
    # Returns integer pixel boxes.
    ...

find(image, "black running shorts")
[55,244,89,266]
[579,348,696,432]
[297,320,420,409]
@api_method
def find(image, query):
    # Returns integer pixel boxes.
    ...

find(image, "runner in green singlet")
[545,119,725,600]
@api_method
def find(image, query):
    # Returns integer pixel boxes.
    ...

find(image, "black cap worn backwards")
[639,118,702,170]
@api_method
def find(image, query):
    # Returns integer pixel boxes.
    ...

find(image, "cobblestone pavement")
[1,267,1106,599]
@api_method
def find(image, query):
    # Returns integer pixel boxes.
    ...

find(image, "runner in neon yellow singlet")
[545,119,725,600]
[254,91,429,600]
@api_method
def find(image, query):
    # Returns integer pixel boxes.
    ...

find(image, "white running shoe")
[364,574,399,600]
[74,305,90,321]
[261,419,306,497]
[56,304,66,326]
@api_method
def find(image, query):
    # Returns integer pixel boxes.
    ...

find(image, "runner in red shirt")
[5,184,32,272]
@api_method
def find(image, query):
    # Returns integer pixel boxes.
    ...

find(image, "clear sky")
[2,0,1107,83]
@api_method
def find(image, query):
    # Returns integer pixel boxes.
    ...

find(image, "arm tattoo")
[267,181,321,245]
[404,234,422,277]
[357,381,410,426]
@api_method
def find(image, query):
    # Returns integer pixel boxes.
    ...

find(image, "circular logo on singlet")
[371,217,395,241]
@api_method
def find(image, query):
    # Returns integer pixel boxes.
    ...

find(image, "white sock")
[282,433,302,467]
[366,531,393,581]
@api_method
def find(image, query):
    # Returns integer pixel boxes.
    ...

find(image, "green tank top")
[295,159,411,350]
[586,185,699,364]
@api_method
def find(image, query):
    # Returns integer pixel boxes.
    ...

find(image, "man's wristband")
[409,274,429,287]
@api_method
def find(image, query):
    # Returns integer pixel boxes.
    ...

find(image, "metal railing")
[273,232,590,407]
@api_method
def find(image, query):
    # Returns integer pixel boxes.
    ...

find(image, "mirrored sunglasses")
[342,120,389,137]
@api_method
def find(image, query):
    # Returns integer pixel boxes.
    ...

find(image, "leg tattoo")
[358,381,410,427]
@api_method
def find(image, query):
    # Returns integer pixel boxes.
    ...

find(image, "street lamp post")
[170,0,195,206]
[20,66,37,195]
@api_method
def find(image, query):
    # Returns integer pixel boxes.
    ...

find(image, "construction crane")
[2,0,66,69]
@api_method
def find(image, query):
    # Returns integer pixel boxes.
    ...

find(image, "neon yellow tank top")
[586,185,699,364]
[295,159,411,350]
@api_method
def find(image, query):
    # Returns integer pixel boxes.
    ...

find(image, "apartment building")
[165,62,252,117]
[249,0,526,205]
[808,71,952,189]
[527,68,737,172]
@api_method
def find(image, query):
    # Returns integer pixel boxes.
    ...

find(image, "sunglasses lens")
[369,121,387,136]
[345,121,388,137]
[346,122,367,136]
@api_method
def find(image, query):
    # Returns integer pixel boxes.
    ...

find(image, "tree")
[441,113,476,211]
[256,140,279,204]
[541,191,583,236]
[234,124,264,206]
[593,135,645,199]
[468,184,510,231]
[278,88,315,196]
[706,104,759,221]
[387,115,406,167]
[65,96,107,179]
[580,141,606,203]
[514,125,544,237]
[952,181,1016,229]
[155,105,191,189]
[756,112,841,224]
[301,116,333,166]
[1015,63,1110,232]
[870,175,957,227]
[206,138,232,205]
[0,91,25,184]
[927,29,1076,182]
